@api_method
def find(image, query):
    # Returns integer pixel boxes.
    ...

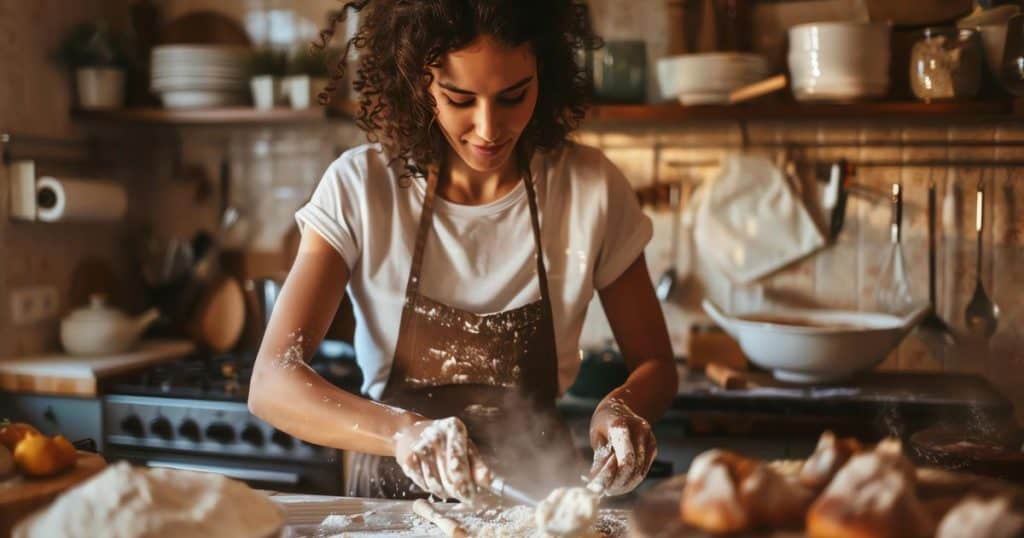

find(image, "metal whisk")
[876,183,915,314]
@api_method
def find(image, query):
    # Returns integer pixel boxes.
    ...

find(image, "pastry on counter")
[800,430,865,491]
[13,461,284,538]
[680,449,814,534]
[806,440,936,538]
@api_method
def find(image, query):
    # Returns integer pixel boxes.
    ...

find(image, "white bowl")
[657,53,768,100]
[702,299,928,383]
[160,90,248,109]
[788,21,891,102]
[151,76,247,92]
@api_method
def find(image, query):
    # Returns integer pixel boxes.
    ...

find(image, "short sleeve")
[593,155,653,289]
[294,153,364,270]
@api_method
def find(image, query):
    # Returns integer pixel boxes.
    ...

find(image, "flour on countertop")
[314,506,628,538]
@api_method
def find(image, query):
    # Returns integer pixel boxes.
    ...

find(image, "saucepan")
[702,299,928,384]
[909,422,1024,485]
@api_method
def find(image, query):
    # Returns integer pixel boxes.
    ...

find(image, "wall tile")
[602,147,655,188]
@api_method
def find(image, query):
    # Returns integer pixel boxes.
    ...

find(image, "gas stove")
[101,342,362,494]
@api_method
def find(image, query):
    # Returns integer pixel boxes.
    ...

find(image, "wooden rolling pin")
[728,74,787,104]
[706,362,752,390]
[412,499,468,538]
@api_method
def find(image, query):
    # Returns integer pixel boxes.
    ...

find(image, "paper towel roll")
[35,176,127,222]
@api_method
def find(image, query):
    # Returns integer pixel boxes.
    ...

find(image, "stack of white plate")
[656,53,769,105]
[151,45,249,109]
[787,22,891,102]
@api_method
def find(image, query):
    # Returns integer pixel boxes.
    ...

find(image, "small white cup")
[76,67,125,109]
[287,75,311,109]
[250,75,275,110]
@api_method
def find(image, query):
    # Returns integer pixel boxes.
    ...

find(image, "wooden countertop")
[268,493,632,536]
[0,340,194,397]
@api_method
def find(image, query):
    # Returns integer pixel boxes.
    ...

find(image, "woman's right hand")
[394,417,493,503]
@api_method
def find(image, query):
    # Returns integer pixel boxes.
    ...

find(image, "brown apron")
[345,161,582,499]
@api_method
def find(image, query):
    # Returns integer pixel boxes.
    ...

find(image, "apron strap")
[521,165,552,307]
[403,168,440,300]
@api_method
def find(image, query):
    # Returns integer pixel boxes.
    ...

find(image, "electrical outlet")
[9,285,59,325]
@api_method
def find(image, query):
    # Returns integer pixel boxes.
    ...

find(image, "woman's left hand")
[587,398,657,496]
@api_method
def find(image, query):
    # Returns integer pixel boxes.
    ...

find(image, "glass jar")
[1002,13,1024,96]
[910,27,982,102]
[593,40,647,103]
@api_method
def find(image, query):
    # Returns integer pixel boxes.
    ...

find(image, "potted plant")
[285,46,338,109]
[56,22,128,110]
[248,48,288,110]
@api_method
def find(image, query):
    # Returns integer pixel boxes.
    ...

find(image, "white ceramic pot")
[60,294,160,356]
[250,75,276,110]
[285,75,311,109]
[787,21,892,102]
[75,67,125,110]
[702,299,928,384]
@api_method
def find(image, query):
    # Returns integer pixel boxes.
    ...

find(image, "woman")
[248,0,677,504]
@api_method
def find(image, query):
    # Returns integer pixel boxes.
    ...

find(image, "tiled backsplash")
[575,120,1024,419]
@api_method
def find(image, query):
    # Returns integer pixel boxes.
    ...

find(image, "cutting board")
[0,452,107,537]
[0,340,194,397]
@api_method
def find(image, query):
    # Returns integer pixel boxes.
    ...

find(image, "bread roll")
[681,449,813,534]
[800,431,864,491]
[806,440,935,538]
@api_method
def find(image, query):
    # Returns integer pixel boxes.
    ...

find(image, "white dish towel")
[694,152,826,285]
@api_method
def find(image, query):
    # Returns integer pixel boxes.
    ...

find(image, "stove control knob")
[150,417,174,440]
[241,424,264,447]
[120,415,144,437]
[270,429,293,449]
[178,420,201,442]
[205,422,235,444]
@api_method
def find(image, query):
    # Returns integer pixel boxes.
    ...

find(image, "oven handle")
[147,461,301,485]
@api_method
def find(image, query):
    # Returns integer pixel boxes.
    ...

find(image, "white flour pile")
[14,462,283,538]
[535,487,600,536]
[319,505,628,537]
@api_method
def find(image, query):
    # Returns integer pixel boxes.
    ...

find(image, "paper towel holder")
[3,132,96,223]
[7,158,37,222]
[1,133,36,221]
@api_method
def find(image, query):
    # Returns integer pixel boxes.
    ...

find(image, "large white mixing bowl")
[702,300,928,383]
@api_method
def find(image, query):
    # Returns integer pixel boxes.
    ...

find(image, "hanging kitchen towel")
[694,153,826,284]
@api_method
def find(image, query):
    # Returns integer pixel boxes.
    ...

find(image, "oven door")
[105,447,344,495]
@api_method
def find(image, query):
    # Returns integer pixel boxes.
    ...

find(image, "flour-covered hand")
[588,398,656,496]
[395,417,492,503]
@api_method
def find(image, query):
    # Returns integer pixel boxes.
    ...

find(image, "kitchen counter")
[0,340,194,397]
[557,362,1015,473]
[268,493,632,537]
[559,363,1013,428]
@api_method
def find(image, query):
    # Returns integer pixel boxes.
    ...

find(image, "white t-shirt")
[296,142,652,399]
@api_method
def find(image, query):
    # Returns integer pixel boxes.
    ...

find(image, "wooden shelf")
[76,99,1020,127]
[72,106,327,125]
[586,100,1016,123]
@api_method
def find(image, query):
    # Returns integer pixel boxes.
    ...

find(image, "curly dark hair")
[314,0,602,177]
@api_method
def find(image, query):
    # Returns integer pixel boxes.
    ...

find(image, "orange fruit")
[0,422,40,451]
[52,435,78,466]
[13,434,75,477]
